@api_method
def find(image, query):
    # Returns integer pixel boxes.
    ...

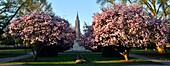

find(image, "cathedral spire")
[75,11,81,39]
[76,11,79,21]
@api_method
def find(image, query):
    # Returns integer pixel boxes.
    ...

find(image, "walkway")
[0,52,33,63]
[129,53,170,65]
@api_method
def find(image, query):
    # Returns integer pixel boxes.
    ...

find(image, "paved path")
[0,52,33,63]
[129,53,170,65]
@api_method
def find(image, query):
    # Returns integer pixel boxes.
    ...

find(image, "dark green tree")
[0,0,27,35]
[96,0,170,19]
[16,0,53,17]
[96,0,132,5]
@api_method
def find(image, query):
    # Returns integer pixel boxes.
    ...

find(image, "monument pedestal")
[64,39,91,52]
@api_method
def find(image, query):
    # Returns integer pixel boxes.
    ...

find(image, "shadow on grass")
[92,60,162,65]
[130,49,170,60]
[1,53,163,66]
[0,49,31,58]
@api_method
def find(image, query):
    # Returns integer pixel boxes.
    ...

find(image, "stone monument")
[65,12,91,52]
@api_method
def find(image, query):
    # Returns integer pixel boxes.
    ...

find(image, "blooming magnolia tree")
[92,3,168,60]
[8,11,75,61]
[148,18,168,54]
[80,23,95,49]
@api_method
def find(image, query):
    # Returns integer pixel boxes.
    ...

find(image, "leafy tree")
[0,0,27,35]
[0,33,24,47]
[8,11,75,61]
[96,0,114,5]
[16,0,53,17]
[96,0,132,5]
[96,0,170,19]
[92,3,168,60]
[139,0,170,19]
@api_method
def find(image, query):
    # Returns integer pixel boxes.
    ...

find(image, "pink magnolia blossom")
[80,24,95,47]
[92,3,168,47]
[8,11,76,47]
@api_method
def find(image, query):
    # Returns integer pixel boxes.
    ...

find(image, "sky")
[47,0,102,33]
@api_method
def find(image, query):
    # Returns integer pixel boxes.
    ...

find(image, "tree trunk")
[32,48,35,56]
[115,45,129,61]
[145,48,148,51]
[33,41,44,61]
[120,49,129,61]
[34,50,38,61]
[123,54,129,61]
[33,45,39,61]
[156,46,165,54]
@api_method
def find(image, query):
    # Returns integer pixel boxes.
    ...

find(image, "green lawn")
[1,53,162,66]
[0,48,31,58]
[130,48,170,61]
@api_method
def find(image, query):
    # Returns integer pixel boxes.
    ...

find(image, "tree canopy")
[92,3,168,60]
[8,11,75,47]
[92,3,168,48]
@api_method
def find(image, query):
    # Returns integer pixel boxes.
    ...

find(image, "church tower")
[75,12,81,39]
[64,12,91,52]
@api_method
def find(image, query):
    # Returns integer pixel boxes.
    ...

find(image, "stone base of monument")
[64,49,92,53]
[64,45,92,52]
[64,40,91,53]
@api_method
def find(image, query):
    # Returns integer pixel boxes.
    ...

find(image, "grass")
[0,48,31,58]
[1,53,162,66]
[130,48,170,61]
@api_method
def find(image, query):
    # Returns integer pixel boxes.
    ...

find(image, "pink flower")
[92,3,168,47]
[8,11,75,47]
